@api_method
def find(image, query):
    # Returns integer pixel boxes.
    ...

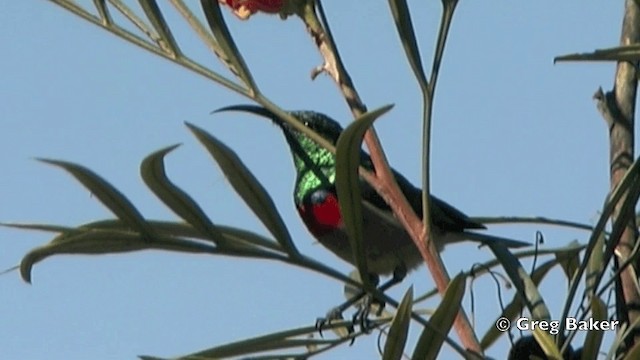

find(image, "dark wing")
[358,152,485,232]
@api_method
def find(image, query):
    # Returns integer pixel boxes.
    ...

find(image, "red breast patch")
[297,190,343,235]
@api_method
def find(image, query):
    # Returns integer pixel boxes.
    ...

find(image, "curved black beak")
[213,104,335,188]
[213,104,290,130]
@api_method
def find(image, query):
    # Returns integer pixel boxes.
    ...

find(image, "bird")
[214,105,529,280]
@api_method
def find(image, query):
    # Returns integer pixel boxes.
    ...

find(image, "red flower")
[219,0,284,19]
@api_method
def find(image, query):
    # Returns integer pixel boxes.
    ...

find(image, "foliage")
[5,0,640,358]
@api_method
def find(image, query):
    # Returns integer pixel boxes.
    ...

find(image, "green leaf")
[46,0,250,98]
[1,223,76,234]
[10,219,281,253]
[140,144,230,247]
[559,156,640,330]
[200,0,258,92]
[412,273,466,360]
[480,259,558,350]
[92,0,113,25]
[117,220,280,252]
[555,239,582,282]
[138,0,181,57]
[555,45,640,63]
[486,242,551,321]
[585,233,605,294]
[12,217,291,283]
[610,316,640,359]
[20,229,216,283]
[414,244,585,307]
[37,158,158,240]
[335,104,394,288]
[382,286,413,360]
[582,297,606,359]
[532,329,562,360]
[387,0,428,91]
[186,122,298,257]
[217,225,283,252]
[623,338,640,360]
[145,324,338,359]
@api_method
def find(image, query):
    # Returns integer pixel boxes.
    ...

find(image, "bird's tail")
[462,231,531,248]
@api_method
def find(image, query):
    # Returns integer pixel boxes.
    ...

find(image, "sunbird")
[215,105,529,279]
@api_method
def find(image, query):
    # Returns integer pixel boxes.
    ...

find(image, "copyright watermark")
[495,317,619,335]
[496,317,511,332]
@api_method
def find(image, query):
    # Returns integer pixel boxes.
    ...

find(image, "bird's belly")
[314,204,441,275]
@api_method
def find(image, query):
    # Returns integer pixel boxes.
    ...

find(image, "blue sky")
[0,1,625,359]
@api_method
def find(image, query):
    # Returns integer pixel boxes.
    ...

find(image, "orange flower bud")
[219,0,283,19]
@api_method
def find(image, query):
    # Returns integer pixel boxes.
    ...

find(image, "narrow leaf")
[37,159,157,240]
[217,225,283,252]
[200,0,258,92]
[335,104,394,287]
[20,230,216,283]
[382,286,414,360]
[585,233,605,295]
[61,219,280,252]
[186,122,298,257]
[415,244,584,307]
[156,324,336,359]
[582,297,606,359]
[611,316,640,359]
[555,240,582,282]
[555,45,640,63]
[559,156,640,330]
[138,0,181,56]
[532,329,562,360]
[480,259,559,349]
[623,339,640,360]
[412,273,466,360]
[487,242,551,321]
[388,0,428,91]
[93,0,113,25]
[140,144,230,247]
[1,223,75,233]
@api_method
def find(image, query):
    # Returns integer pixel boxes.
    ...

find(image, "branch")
[599,0,640,351]
[296,0,482,354]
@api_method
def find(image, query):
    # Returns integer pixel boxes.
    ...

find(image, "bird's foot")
[315,307,354,338]
[352,294,385,334]
[314,268,403,340]
[315,308,344,332]
[349,266,404,333]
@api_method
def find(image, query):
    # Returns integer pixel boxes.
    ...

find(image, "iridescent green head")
[214,105,343,203]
